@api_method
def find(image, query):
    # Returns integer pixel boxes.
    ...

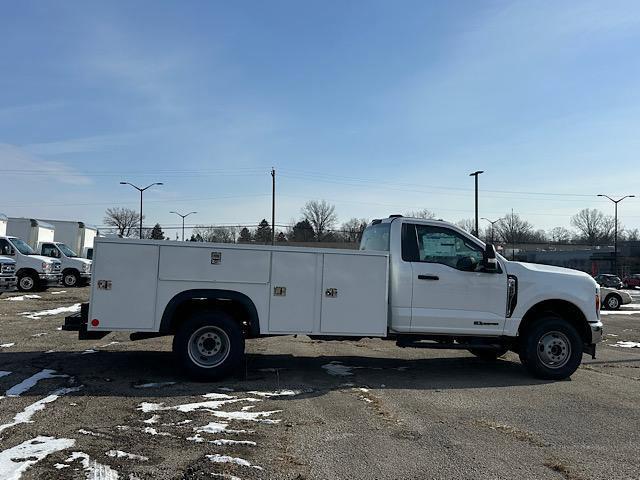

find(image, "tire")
[604,294,621,310]
[519,316,583,380]
[172,310,245,381]
[468,346,509,360]
[17,272,39,292]
[63,270,80,288]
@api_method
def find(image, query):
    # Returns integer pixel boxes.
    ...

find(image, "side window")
[406,224,484,271]
[41,244,59,258]
[0,239,14,256]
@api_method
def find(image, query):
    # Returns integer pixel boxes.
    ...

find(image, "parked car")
[600,287,633,310]
[622,274,640,289]
[594,274,623,289]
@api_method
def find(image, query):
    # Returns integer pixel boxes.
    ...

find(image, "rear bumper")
[0,276,17,291]
[63,303,109,340]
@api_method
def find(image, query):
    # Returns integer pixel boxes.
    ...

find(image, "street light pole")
[597,194,635,275]
[469,171,484,237]
[170,211,197,241]
[120,182,163,239]
[481,217,501,244]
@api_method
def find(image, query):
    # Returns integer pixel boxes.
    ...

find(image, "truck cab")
[0,255,17,295]
[38,241,92,287]
[0,236,62,292]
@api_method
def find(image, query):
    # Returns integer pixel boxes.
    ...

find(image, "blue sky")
[2,0,640,236]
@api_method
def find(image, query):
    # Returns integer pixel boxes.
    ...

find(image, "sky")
[2,0,640,238]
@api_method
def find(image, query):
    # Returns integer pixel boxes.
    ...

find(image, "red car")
[623,274,640,289]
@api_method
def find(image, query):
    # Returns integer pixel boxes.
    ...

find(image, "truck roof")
[8,218,55,230]
[39,219,98,230]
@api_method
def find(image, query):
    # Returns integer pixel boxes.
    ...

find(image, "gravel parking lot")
[0,287,639,480]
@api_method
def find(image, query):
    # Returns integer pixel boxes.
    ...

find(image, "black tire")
[62,270,81,288]
[519,316,583,380]
[468,346,509,360]
[172,310,245,381]
[604,294,621,310]
[17,272,39,292]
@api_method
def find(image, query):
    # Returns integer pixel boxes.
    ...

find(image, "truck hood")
[0,256,16,265]
[30,255,61,265]
[506,261,594,280]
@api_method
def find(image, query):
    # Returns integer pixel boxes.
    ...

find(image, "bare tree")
[495,212,533,244]
[624,228,640,241]
[301,200,337,241]
[548,227,572,244]
[405,209,437,219]
[104,207,142,237]
[570,208,617,245]
[455,218,476,234]
[191,225,237,243]
[341,218,368,243]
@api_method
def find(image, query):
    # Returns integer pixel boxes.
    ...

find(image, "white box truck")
[7,218,55,247]
[0,214,7,236]
[63,216,603,381]
[40,219,97,259]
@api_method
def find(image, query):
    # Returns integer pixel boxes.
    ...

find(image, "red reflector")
[91,319,99,327]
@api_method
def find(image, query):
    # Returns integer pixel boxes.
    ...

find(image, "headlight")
[83,263,91,272]
[42,262,52,272]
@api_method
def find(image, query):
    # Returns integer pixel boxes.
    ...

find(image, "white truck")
[0,236,62,291]
[0,213,7,236]
[39,219,97,259]
[0,255,17,295]
[63,216,603,381]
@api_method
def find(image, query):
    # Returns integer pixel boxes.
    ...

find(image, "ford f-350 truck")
[0,256,17,295]
[63,216,602,381]
[0,236,62,291]
[37,241,92,287]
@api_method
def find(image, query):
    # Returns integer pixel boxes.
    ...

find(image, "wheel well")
[160,289,260,338]
[519,299,591,343]
[62,268,79,275]
[16,268,38,278]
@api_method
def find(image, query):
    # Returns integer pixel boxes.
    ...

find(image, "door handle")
[418,275,439,281]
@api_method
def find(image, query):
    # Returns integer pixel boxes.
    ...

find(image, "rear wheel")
[17,272,38,292]
[468,346,509,360]
[519,316,583,380]
[172,310,244,381]
[604,294,621,310]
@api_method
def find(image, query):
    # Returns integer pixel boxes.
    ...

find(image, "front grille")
[52,263,62,272]
[1,264,15,274]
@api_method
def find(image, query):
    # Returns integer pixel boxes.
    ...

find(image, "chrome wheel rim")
[607,296,619,309]
[20,276,34,290]
[537,331,571,369]
[65,274,76,286]
[187,326,230,368]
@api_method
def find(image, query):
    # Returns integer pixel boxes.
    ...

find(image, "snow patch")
[106,450,148,461]
[193,422,249,435]
[600,310,640,316]
[138,397,252,414]
[66,451,119,480]
[78,429,105,437]
[612,341,640,348]
[5,294,41,301]
[0,436,75,480]
[98,342,120,348]
[54,463,70,469]
[5,369,68,397]
[207,454,263,470]
[31,333,47,337]
[81,349,97,355]
[0,371,11,378]
[19,303,81,319]
[0,386,82,434]
[143,427,172,436]
[210,439,257,446]
[0,343,15,348]
[321,361,353,376]
[210,409,282,424]
[133,381,175,389]
[143,415,160,424]
[247,390,300,397]
[50,291,67,295]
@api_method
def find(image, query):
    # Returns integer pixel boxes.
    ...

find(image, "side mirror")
[483,244,498,272]
[456,256,478,272]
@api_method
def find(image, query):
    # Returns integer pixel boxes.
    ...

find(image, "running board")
[396,340,503,350]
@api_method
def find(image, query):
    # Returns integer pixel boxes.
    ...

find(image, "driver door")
[406,223,507,335]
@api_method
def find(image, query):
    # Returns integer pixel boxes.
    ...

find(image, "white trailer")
[64,216,603,381]
[40,220,97,259]
[7,218,55,248]
[0,214,7,236]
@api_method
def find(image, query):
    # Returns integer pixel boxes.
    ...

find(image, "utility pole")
[271,168,276,246]
[120,182,163,239]
[481,217,502,244]
[170,211,197,241]
[597,194,635,275]
[469,171,484,237]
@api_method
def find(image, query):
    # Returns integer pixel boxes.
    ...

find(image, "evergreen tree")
[254,219,272,244]
[150,223,165,240]
[276,231,287,243]
[289,220,315,242]
[238,227,252,243]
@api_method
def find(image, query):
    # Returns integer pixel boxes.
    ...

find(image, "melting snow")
[143,427,172,436]
[210,410,282,424]
[31,333,48,337]
[0,371,11,378]
[5,369,68,397]
[0,436,75,480]
[98,342,120,348]
[193,422,249,435]
[54,463,70,469]
[612,341,640,348]
[0,343,15,348]
[50,291,67,295]
[106,450,148,461]
[5,294,41,301]
[81,349,97,355]
[0,386,82,434]
[133,381,176,389]
[66,451,119,480]
[321,361,354,376]
[247,390,300,397]
[78,429,105,437]
[210,439,257,446]
[143,415,160,424]
[138,397,253,413]
[19,303,81,319]
[207,454,263,470]
[600,310,639,316]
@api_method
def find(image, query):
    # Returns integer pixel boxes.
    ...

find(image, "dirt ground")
[0,287,639,480]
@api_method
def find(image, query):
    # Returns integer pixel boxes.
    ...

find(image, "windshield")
[57,243,78,257]
[359,223,390,252]
[10,238,35,255]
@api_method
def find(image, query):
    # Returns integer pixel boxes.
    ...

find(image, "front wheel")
[172,310,245,381]
[468,346,509,360]
[604,294,621,310]
[17,272,38,292]
[519,316,583,380]
[63,271,80,288]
